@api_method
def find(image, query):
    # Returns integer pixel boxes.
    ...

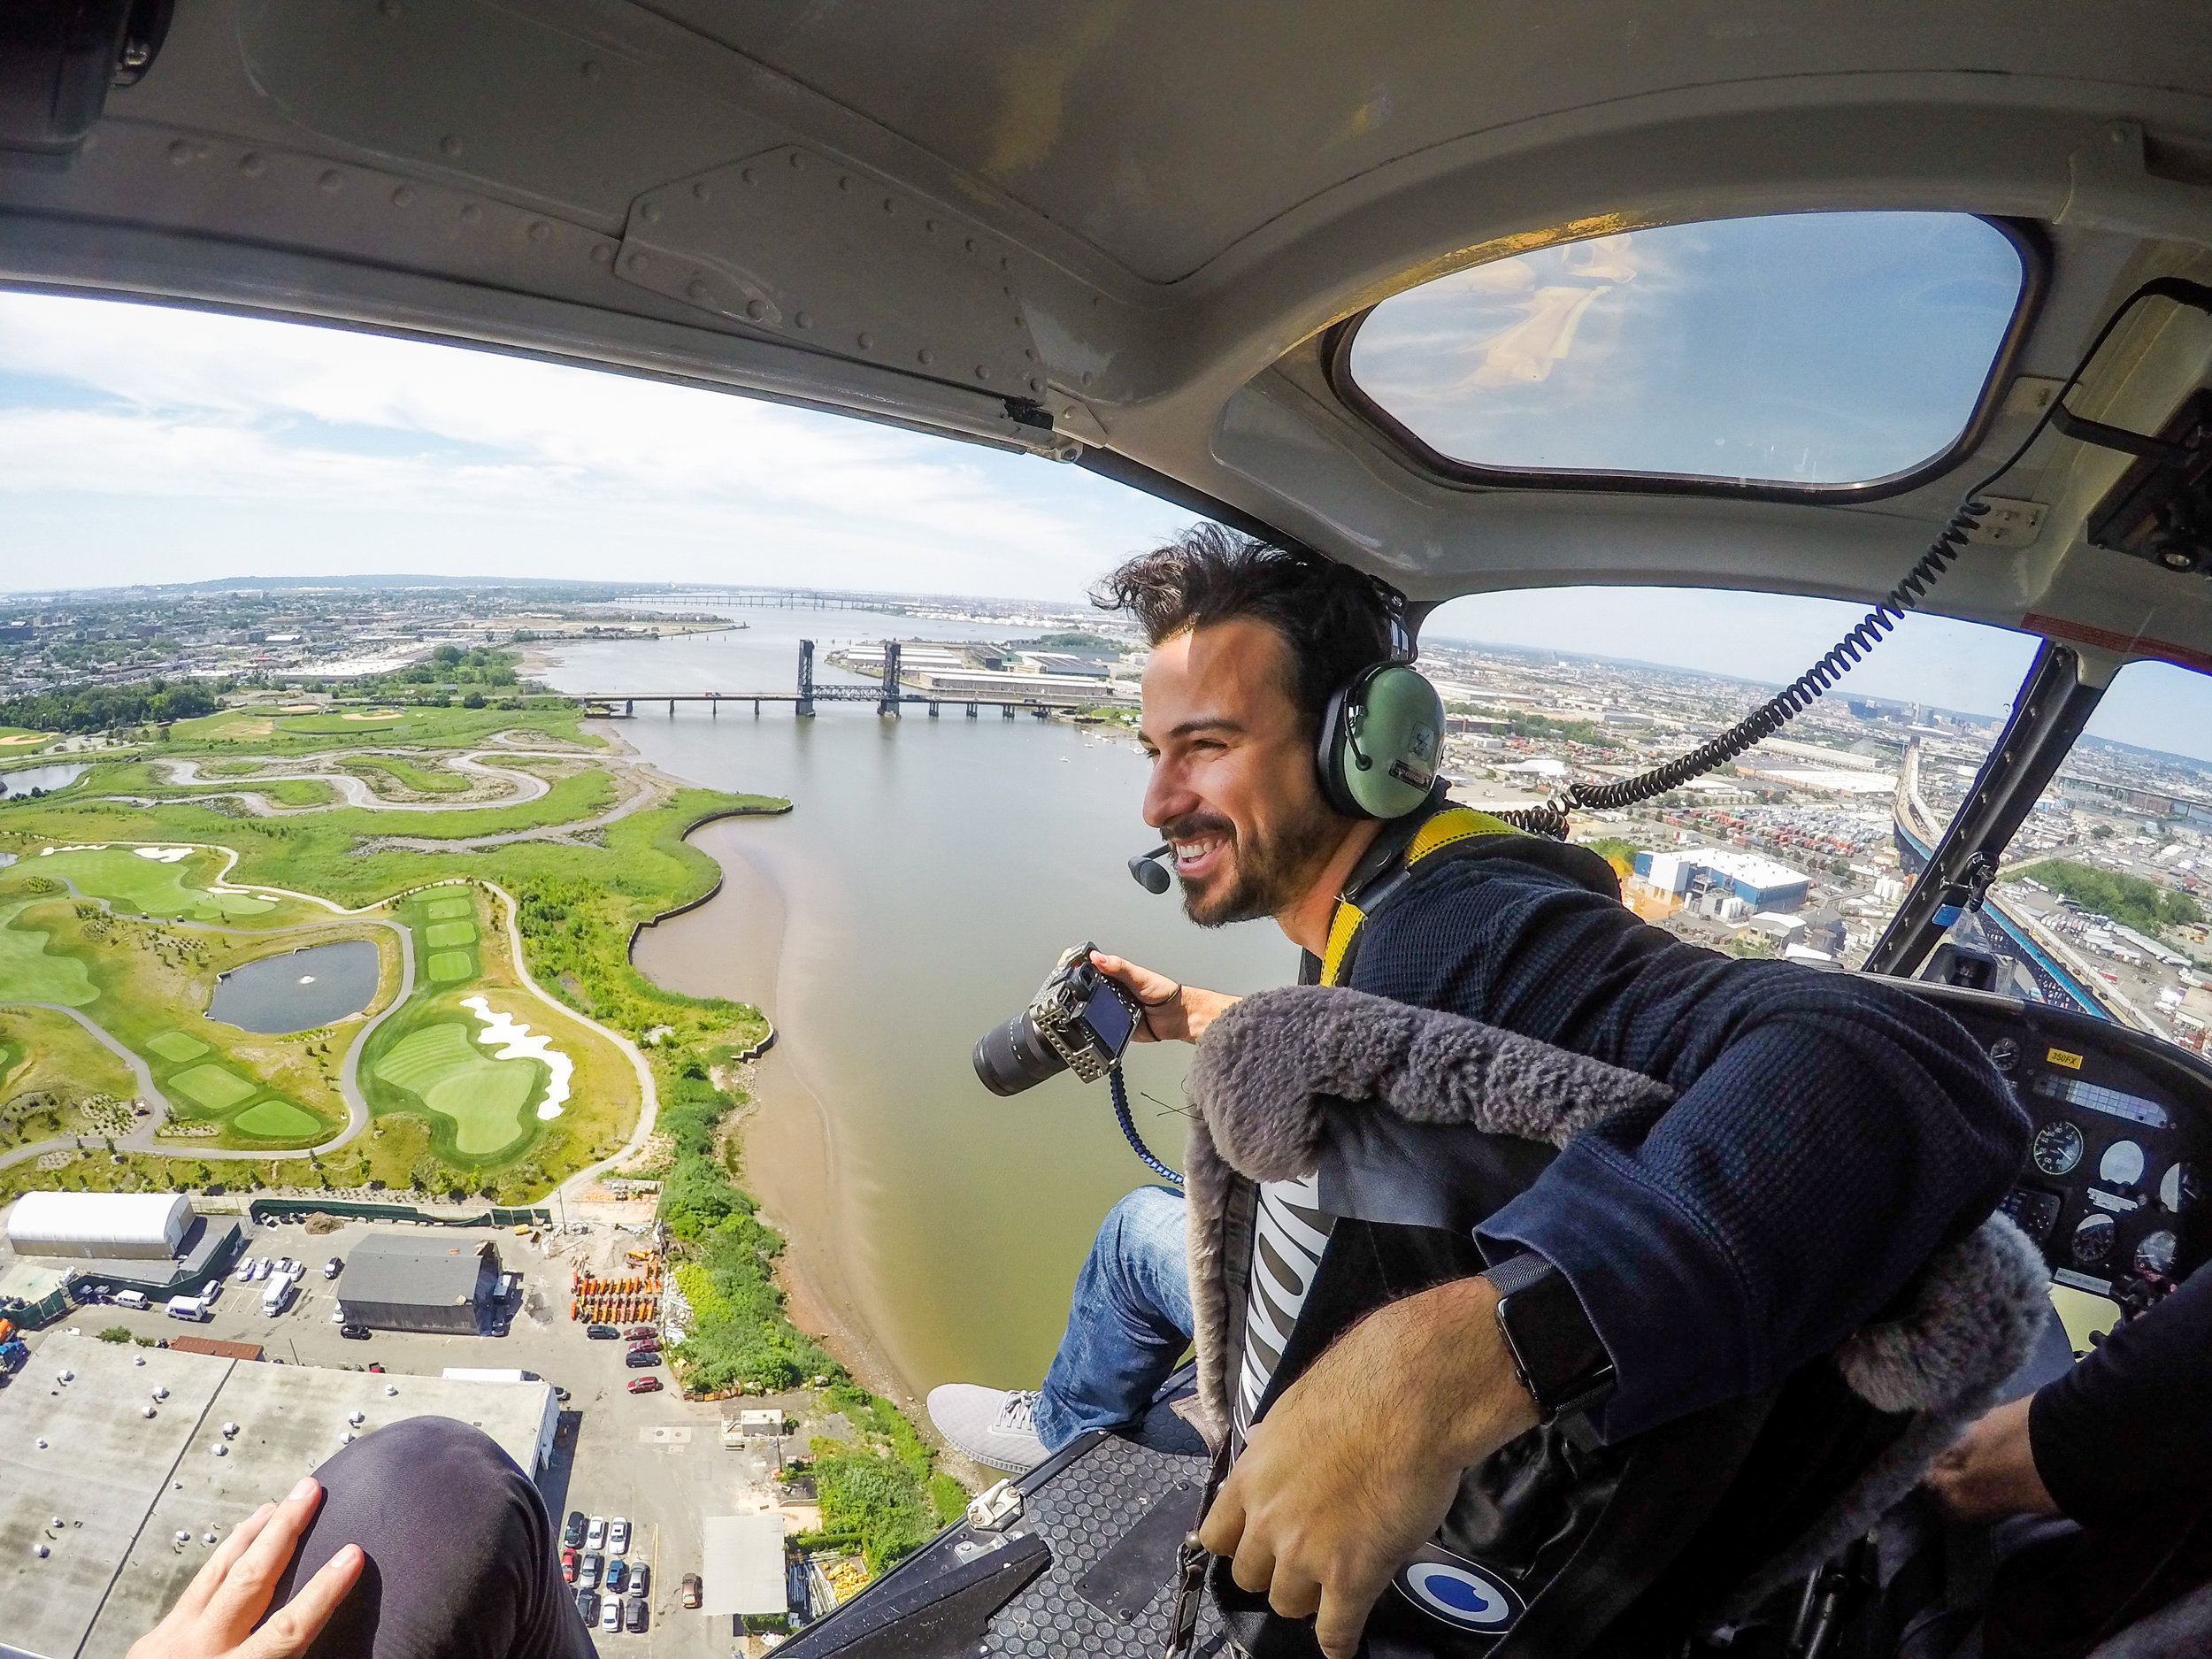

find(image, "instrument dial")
[2099,1140,2147,1189]
[2032,1120,2085,1177]
[2159,1161,2199,1215]
[2135,1230,2179,1278]
[2071,1212,2116,1268]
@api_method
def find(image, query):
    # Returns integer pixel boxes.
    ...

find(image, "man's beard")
[1172,801,1340,928]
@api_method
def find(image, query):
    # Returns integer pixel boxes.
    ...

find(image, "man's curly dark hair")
[1092,525,1394,736]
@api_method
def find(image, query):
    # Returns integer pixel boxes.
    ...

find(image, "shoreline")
[627,818,927,1425]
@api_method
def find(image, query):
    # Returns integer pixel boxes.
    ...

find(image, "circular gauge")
[2100,1140,2147,1189]
[2072,1212,2116,1267]
[2135,1229,2179,1278]
[1987,1038,2019,1073]
[2032,1120,2085,1177]
[2160,1161,2200,1214]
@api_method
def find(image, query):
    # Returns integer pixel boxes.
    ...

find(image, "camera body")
[972,941,1142,1096]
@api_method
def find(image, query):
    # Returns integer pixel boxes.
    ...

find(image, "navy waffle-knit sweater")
[1337,849,2031,1443]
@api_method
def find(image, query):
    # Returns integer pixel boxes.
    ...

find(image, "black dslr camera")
[972,941,1143,1096]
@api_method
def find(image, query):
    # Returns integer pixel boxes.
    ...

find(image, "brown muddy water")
[541,617,1294,1411]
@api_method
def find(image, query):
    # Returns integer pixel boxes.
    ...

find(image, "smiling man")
[926,526,2026,1659]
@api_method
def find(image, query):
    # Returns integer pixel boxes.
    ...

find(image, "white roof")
[699,1514,789,1616]
[6,1192,191,1254]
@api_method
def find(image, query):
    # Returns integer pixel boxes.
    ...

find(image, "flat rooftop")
[0,1333,553,1659]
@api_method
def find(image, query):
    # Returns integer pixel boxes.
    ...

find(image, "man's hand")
[128,1477,362,1659]
[1923,1396,2060,1525]
[1088,950,1238,1044]
[1199,1276,1540,1659]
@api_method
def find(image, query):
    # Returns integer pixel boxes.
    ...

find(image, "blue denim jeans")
[1034,1186,1194,1453]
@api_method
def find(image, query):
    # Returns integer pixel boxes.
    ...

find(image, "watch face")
[1496,1270,1613,1417]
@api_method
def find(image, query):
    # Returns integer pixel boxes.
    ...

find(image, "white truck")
[165,1295,211,1322]
[261,1277,296,1317]
[112,1289,149,1311]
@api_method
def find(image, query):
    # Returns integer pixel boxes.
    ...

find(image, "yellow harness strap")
[1318,806,1518,987]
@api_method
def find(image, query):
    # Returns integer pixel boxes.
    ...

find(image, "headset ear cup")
[1315,681,1365,818]
[1341,665,1444,819]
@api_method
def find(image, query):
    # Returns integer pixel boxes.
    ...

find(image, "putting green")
[234,1098,322,1139]
[426,896,473,921]
[147,1030,211,1063]
[34,848,274,920]
[426,950,475,982]
[0,895,98,1006]
[373,1020,537,1156]
[171,1064,257,1112]
[424,920,476,948]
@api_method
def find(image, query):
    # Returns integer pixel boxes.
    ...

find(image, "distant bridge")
[574,640,1121,722]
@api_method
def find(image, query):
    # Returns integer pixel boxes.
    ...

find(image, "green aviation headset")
[1315,596,1447,820]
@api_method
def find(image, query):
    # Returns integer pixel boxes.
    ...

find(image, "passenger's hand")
[1923,1396,2059,1524]
[1199,1276,1540,1659]
[1087,950,1238,1043]
[128,1477,362,1659]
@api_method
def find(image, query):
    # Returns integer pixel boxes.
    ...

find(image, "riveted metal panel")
[617,148,1051,400]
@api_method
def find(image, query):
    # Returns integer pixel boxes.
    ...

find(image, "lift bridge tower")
[878,641,902,718]
[795,639,815,718]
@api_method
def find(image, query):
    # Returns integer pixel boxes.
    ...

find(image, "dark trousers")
[267,1415,595,1659]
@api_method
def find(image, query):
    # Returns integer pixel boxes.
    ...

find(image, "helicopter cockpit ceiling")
[4,0,2212,670]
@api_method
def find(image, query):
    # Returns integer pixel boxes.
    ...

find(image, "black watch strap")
[1489,1253,1617,1425]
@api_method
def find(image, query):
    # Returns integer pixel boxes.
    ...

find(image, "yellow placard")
[2047,1047,2084,1071]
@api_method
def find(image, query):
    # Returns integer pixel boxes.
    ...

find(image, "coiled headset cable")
[1496,277,2212,841]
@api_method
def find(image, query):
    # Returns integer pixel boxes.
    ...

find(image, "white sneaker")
[926,1384,1048,1472]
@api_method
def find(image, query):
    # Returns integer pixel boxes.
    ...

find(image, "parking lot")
[8,1214,833,1659]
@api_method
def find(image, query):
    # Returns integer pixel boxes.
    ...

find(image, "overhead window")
[1339,212,2033,495]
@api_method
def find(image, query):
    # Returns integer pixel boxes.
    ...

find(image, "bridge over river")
[575,639,1130,720]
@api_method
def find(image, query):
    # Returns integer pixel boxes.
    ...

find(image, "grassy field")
[343,755,470,795]
[165,702,601,755]
[0,1006,137,1149]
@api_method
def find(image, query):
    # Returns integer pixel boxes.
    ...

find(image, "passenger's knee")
[317,1413,525,1504]
[1100,1185,1184,1247]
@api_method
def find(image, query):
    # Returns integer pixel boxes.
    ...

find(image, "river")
[534,612,1294,1412]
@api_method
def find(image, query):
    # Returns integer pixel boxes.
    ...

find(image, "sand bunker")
[0,733,47,746]
[342,710,405,721]
[133,847,195,864]
[461,995,572,1119]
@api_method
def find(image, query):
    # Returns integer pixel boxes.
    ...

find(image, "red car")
[561,1548,579,1584]
[622,1325,657,1341]
[626,1376,663,1394]
[626,1339,659,1356]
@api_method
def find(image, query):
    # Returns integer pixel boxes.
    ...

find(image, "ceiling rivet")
[238,153,265,177]
[789,151,805,169]
[917,349,933,365]
[741,167,758,185]
[746,299,766,320]
[459,203,481,224]
[857,332,873,349]
[974,365,990,380]
[319,170,343,194]
[378,0,399,15]
[965,238,978,253]
[641,203,662,223]
[590,243,613,264]
[795,311,811,329]
[692,181,710,201]
[1022,347,1034,360]
[627,252,647,272]
[925,219,939,233]
[528,219,549,241]
[687,280,709,301]
[837,175,852,192]
[391,187,414,208]
[166,139,192,165]
[1080,372,1094,387]
[580,59,602,81]
[882,197,895,213]
[439,134,462,157]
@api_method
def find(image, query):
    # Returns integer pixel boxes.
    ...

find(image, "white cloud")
[0,291,1173,593]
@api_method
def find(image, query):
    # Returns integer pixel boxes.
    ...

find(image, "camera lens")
[972,1010,1068,1096]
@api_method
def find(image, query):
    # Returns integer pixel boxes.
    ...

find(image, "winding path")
[142,750,556,816]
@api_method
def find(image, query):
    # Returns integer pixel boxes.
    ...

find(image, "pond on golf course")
[207,939,380,1033]
[0,763,88,795]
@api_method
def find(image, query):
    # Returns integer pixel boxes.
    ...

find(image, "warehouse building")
[7,1193,194,1260]
[1632,847,1812,912]
[334,1233,502,1334]
[0,1332,555,1659]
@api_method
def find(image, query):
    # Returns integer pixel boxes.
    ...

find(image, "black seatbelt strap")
[1164,1437,1233,1658]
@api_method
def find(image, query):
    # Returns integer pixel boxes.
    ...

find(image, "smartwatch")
[1487,1253,1616,1425]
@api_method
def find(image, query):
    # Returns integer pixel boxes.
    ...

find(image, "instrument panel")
[1897,979,2210,1322]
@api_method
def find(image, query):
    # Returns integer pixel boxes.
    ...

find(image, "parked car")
[585,1516,607,1550]
[626,1339,659,1356]
[585,1324,619,1340]
[165,1295,210,1323]
[560,1548,577,1584]
[626,1376,662,1395]
[234,1258,257,1284]
[624,1595,648,1633]
[680,1573,702,1609]
[578,1551,603,1592]
[572,1589,597,1626]
[597,1595,620,1633]
[321,1256,342,1279]
[628,1564,649,1599]
[276,1258,296,1278]
[623,1350,658,1370]
[609,1517,630,1556]
[622,1325,656,1341]
[365,1362,383,1373]
[563,1511,587,1549]
[112,1290,149,1311]
[604,1558,626,1594]
[250,1259,271,1282]
[338,1324,370,1340]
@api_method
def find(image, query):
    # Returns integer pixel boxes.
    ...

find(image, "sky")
[4,288,2211,763]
